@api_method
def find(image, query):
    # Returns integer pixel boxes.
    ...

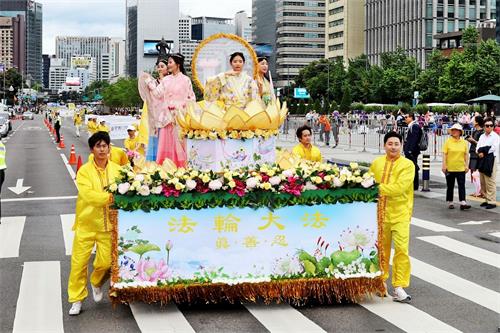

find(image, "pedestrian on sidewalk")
[476,118,499,210]
[0,140,6,221]
[330,115,339,148]
[442,124,471,210]
[292,125,322,162]
[403,113,422,190]
[466,116,484,196]
[54,112,62,143]
[318,114,331,146]
[67,131,122,316]
[369,131,414,303]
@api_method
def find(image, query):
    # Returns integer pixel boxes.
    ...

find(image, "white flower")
[333,177,345,188]
[361,178,374,188]
[350,162,359,170]
[208,179,223,190]
[134,174,145,182]
[340,168,352,178]
[151,185,163,194]
[118,183,130,194]
[109,183,118,192]
[138,184,150,196]
[282,169,295,178]
[186,179,197,190]
[269,176,281,186]
[246,177,259,189]
[304,181,318,191]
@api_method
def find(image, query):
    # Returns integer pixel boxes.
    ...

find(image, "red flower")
[260,173,270,182]
[162,184,180,197]
[195,180,209,194]
[229,179,246,197]
[282,176,304,196]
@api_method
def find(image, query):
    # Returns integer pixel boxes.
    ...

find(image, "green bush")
[365,105,382,113]
[414,104,429,113]
[383,105,399,113]
[351,102,365,111]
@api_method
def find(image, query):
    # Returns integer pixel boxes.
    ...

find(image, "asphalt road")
[0,115,499,333]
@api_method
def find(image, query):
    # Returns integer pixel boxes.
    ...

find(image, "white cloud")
[40,0,251,54]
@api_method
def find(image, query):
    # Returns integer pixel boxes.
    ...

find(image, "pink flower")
[282,176,304,196]
[136,258,171,282]
[119,266,136,280]
[162,184,181,197]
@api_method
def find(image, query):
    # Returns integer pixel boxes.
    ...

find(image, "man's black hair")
[384,131,403,144]
[296,125,312,140]
[88,131,111,149]
[406,112,415,120]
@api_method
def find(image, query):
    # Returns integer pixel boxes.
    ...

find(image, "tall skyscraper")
[126,0,179,77]
[325,0,365,65]
[252,0,277,79]
[235,10,252,42]
[179,15,192,42]
[42,53,49,88]
[0,16,25,71]
[0,0,42,84]
[365,0,497,68]
[191,16,234,41]
[274,0,325,88]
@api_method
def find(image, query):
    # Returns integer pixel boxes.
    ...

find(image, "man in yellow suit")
[292,125,322,162]
[124,125,144,157]
[87,116,98,137]
[97,118,110,133]
[73,111,82,137]
[369,131,415,303]
[68,131,122,315]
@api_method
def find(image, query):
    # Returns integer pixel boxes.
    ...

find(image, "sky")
[39,0,252,54]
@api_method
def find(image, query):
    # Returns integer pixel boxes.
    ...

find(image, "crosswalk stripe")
[13,261,64,333]
[0,216,26,258]
[391,250,500,313]
[60,214,75,256]
[130,303,195,333]
[417,235,500,268]
[60,153,77,187]
[489,232,500,239]
[411,217,462,232]
[245,303,326,333]
[361,297,461,333]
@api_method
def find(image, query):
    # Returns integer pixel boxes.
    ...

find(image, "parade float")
[108,34,384,305]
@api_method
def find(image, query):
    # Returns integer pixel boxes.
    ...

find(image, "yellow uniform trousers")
[381,220,411,288]
[68,229,112,303]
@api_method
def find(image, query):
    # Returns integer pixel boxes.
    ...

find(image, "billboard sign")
[294,87,310,99]
[144,40,174,56]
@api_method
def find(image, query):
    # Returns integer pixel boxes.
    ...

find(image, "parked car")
[23,111,34,120]
[0,112,11,137]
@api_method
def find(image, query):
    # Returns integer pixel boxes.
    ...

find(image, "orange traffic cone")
[76,155,83,174]
[68,144,77,165]
[58,135,66,149]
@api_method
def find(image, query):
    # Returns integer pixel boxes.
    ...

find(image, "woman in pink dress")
[139,54,195,167]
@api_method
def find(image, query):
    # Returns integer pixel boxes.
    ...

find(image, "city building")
[191,16,234,41]
[434,19,496,56]
[109,38,126,79]
[325,0,365,65]
[252,0,277,78]
[365,0,497,68]
[179,15,192,41]
[70,56,97,83]
[179,40,200,74]
[235,10,252,42]
[274,0,325,88]
[42,53,49,88]
[48,58,68,91]
[126,0,179,77]
[0,0,42,84]
[55,36,122,82]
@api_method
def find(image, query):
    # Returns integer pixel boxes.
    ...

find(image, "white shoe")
[91,284,103,303]
[392,287,411,303]
[69,301,82,315]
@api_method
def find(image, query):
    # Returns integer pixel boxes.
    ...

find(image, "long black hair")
[258,56,270,81]
[168,53,186,75]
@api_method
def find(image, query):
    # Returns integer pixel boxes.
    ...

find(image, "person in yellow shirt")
[87,116,98,137]
[292,125,322,162]
[68,131,122,316]
[97,119,110,133]
[73,112,82,137]
[442,123,470,210]
[369,131,415,303]
[124,125,144,157]
[110,145,129,166]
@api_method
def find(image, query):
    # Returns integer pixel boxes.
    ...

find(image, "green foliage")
[350,102,365,111]
[339,85,352,113]
[0,68,24,104]
[102,78,142,108]
[413,103,429,113]
[296,99,306,115]
[364,105,382,113]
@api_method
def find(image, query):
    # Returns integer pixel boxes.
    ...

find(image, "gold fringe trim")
[191,33,259,93]
[110,209,120,284]
[110,277,386,306]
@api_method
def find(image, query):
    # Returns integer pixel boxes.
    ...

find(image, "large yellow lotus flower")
[276,150,300,170]
[177,98,288,132]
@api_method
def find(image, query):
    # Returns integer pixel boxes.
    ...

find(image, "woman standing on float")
[140,54,195,167]
[256,56,275,106]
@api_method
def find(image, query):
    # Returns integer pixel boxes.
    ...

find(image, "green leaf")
[129,243,161,257]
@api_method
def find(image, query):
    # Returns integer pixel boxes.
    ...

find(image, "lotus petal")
[224,105,250,123]
[200,111,226,130]
[246,111,273,130]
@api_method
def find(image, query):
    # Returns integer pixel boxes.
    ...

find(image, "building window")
[426,20,433,33]
[437,5,444,17]
[469,6,476,19]
[426,4,433,17]
[459,6,465,18]
[328,43,343,51]
[437,20,444,32]
[329,31,344,39]
[329,6,343,15]
[448,5,455,18]
[328,18,343,27]
[447,20,455,32]
[458,20,465,30]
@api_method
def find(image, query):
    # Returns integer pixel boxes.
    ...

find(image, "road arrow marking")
[458,220,492,225]
[8,179,31,195]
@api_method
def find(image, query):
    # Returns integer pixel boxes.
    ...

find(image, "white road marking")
[7,178,31,195]
[417,236,500,268]
[391,250,500,313]
[411,217,462,232]
[0,216,26,258]
[60,153,77,187]
[245,303,326,333]
[1,195,77,203]
[361,297,461,333]
[489,232,500,238]
[13,261,64,333]
[60,214,75,256]
[130,303,195,333]
[458,220,492,225]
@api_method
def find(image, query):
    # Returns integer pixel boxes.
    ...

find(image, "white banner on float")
[84,115,138,140]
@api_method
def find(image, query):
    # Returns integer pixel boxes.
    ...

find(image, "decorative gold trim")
[110,209,120,286]
[191,33,259,93]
